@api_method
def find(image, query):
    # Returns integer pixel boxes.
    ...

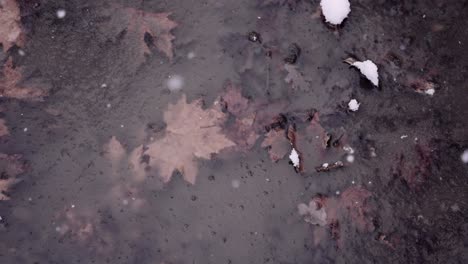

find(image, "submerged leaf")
[261,129,290,162]
[0,153,25,200]
[298,197,327,226]
[103,6,177,64]
[0,119,9,137]
[0,0,24,51]
[131,95,235,184]
[104,136,126,164]
[0,58,47,101]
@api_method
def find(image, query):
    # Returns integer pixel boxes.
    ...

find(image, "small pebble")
[23,128,28,132]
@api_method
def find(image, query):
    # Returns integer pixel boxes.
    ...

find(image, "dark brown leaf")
[0,58,47,101]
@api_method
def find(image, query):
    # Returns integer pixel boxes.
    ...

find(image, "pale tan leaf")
[131,95,235,184]
[0,58,47,101]
[104,136,126,163]
[0,0,24,51]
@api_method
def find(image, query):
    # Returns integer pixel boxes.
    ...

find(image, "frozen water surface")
[0,1,468,264]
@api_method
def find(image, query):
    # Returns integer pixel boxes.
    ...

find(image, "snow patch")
[348,99,360,111]
[320,0,351,25]
[289,148,300,168]
[425,88,435,96]
[352,60,379,86]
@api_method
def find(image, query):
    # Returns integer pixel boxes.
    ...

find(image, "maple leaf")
[339,186,374,232]
[0,153,25,200]
[300,187,374,247]
[220,82,289,151]
[0,58,47,101]
[55,208,113,254]
[298,197,327,226]
[104,136,126,164]
[261,129,291,162]
[103,5,177,63]
[393,143,432,189]
[293,113,341,173]
[130,95,235,184]
[0,0,24,51]
[220,83,260,151]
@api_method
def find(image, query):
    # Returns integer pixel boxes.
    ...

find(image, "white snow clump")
[352,60,379,86]
[348,99,360,111]
[320,0,351,25]
[289,148,300,168]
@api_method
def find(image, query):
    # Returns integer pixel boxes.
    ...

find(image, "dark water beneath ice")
[1,0,468,263]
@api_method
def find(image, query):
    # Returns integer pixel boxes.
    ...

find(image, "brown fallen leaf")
[300,186,374,247]
[103,5,177,63]
[220,83,249,117]
[0,118,9,137]
[0,153,25,200]
[293,113,329,172]
[339,186,374,233]
[0,0,24,51]
[220,82,289,151]
[55,208,113,254]
[284,64,309,91]
[393,143,432,189]
[130,95,235,184]
[298,196,327,226]
[0,58,47,101]
[261,129,291,162]
[104,136,126,164]
[220,83,261,151]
